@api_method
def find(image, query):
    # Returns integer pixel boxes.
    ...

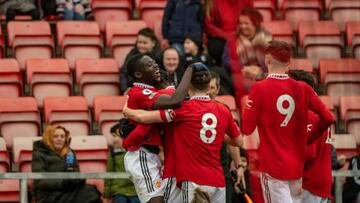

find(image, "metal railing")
[0,171,358,203]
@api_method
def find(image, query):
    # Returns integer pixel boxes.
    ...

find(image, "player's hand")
[236,167,246,190]
[190,62,208,72]
[338,155,346,166]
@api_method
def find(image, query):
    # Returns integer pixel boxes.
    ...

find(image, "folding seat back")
[298,21,342,68]
[93,96,125,145]
[0,179,19,202]
[138,0,167,29]
[0,97,40,149]
[262,21,294,47]
[282,0,322,31]
[320,59,360,106]
[346,21,360,60]
[333,134,358,159]
[340,96,360,137]
[215,95,240,122]
[0,137,10,172]
[57,21,103,70]
[92,0,132,32]
[75,59,119,107]
[254,0,275,21]
[7,21,53,70]
[153,20,164,42]
[0,59,22,98]
[70,136,108,193]
[330,0,360,31]
[44,96,91,136]
[289,58,313,73]
[26,59,72,108]
[106,21,147,67]
[13,137,41,172]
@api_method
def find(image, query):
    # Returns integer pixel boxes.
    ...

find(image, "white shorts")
[181,181,225,203]
[163,177,182,203]
[260,172,302,203]
[124,147,164,203]
[301,189,328,203]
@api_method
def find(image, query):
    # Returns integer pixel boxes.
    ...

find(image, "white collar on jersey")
[133,82,155,89]
[190,95,211,101]
[267,73,289,80]
[165,85,176,90]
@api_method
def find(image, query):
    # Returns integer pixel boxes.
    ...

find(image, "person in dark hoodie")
[184,36,213,67]
[120,27,162,94]
[32,125,102,203]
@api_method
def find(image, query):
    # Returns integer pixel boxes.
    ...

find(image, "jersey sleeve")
[122,124,152,150]
[226,110,241,138]
[305,84,335,144]
[159,103,189,123]
[241,84,260,135]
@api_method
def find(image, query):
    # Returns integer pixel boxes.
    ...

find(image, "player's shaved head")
[191,70,211,91]
[126,53,145,79]
[266,40,292,66]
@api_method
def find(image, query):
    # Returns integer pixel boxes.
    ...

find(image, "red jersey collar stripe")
[133,82,155,89]
[190,96,211,100]
[267,73,289,79]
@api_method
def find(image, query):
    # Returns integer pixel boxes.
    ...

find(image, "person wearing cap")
[184,36,213,68]
[161,0,203,56]
[241,40,334,203]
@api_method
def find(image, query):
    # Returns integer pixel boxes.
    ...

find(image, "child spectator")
[56,0,92,20]
[184,36,212,67]
[162,0,203,56]
[0,0,40,22]
[104,123,140,203]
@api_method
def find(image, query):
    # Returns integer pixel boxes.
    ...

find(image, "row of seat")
[0,135,108,202]
[255,0,360,31]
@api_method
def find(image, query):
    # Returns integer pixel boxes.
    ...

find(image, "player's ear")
[134,71,142,79]
[265,54,271,67]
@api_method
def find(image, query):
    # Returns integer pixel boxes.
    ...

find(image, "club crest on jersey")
[142,89,157,99]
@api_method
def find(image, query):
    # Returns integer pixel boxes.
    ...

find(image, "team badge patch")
[154,179,162,189]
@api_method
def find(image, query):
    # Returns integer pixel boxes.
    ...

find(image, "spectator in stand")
[120,28,162,94]
[32,125,102,203]
[204,0,253,66]
[343,154,360,203]
[56,0,92,20]
[231,148,252,203]
[0,0,40,22]
[159,47,185,87]
[331,144,346,170]
[162,0,203,56]
[184,36,213,67]
[104,123,140,203]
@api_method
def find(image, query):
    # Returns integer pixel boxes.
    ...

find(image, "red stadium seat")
[254,0,275,21]
[0,26,4,58]
[0,138,10,173]
[0,59,22,98]
[7,21,53,70]
[92,0,132,32]
[70,136,108,193]
[330,0,360,32]
[57,21,103,70]
[289,58,313,73]
[340,96,360,137]
[0,97,40,149]
[282,0,322,31]
[138,0,167,29]
[43,96,91,136]
[93,96,125,145]
[13,137,41,172]
[215,95,240,122]
[75,59,119,107]
[262,21,295,47]
[0,179,19,202]
[333,134,358,159]
[106,21,147,67]
[26,59,72,108]
[298,21,343,69]
[153,20,164,43]
[320,59,360,106]
[346,21,360,60]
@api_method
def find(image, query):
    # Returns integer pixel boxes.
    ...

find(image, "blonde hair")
[42,125,71,158]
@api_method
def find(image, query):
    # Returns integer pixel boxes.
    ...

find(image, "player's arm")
[306,86,335,144]
[224,135,243,147]
[241,85,259,135]
[123,107,162,124]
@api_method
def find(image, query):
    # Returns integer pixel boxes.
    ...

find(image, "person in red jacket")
[241,40,334,203]
[288,69,333,203]
[204,0,253,66]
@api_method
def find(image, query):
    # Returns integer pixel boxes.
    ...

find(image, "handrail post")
[20,178,28,203]
[335,176,342,203]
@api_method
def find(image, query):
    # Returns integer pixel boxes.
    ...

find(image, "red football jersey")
[160,96,241,187]
[125,83,162,151]
[242,74,334,180]
[303,111,332,198]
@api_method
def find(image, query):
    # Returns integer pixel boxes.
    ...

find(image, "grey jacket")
[0,0,36,14]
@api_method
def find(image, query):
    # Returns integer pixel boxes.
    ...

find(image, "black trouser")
[6,8,41,22]
[207,37,226,67]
